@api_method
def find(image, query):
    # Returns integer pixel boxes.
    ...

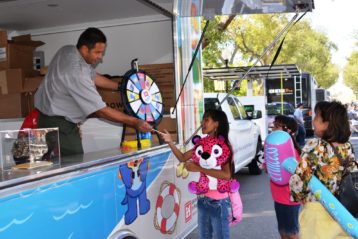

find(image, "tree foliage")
[343,33,358,94]
[202,14,339,89]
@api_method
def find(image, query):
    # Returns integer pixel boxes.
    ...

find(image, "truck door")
[227,96,256,160]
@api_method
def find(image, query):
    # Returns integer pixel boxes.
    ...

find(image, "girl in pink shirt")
[160,109,233,239]
[265,115,302,239]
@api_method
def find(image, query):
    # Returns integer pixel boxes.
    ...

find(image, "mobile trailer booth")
[0,1,313,238]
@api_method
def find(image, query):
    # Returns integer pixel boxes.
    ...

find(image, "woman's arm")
[185,161,231,180]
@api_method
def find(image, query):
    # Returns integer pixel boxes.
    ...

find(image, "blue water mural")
[0,151,170,238]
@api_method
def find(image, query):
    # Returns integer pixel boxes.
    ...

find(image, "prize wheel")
[120,69,164,126]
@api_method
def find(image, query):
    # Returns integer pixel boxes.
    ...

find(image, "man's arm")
[95,73,118,90]
[95,107,152,132]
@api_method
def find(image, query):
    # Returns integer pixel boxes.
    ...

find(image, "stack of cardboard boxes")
[0,30,44,118]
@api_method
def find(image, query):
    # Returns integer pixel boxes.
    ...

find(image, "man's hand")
[135,119,152,132]
[96,107,152,132]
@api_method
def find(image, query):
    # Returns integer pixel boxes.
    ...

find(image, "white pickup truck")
[204,93,263,175]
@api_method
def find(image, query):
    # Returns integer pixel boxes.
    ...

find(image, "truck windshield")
[227,97,247,120]
[266,103,294,115]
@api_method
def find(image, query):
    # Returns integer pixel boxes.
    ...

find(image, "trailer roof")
[178,0,314,17]
[203,64,301,81]
[0,0,314,33]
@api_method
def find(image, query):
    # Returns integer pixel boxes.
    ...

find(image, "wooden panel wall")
[139,63,175,114]
[98,63,177,145]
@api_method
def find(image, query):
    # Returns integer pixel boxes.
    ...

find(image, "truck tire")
[248,138,262,175]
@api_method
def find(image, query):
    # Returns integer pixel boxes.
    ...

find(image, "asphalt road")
[186,134,358,239]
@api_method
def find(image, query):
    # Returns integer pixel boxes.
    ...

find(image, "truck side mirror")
[254,110,262,119]
[248,110,262,120]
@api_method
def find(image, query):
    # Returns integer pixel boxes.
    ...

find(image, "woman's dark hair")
[203,109,234,176]
[274,115,301,154]
[76,27,107,50]
[314,101,351,143]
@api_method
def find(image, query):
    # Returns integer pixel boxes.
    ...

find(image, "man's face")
[81,42,106,65]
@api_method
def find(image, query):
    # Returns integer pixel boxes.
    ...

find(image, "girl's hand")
[185,161,200,172]
[160,129,173,144]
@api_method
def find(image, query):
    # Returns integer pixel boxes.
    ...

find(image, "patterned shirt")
[289,138,357,203]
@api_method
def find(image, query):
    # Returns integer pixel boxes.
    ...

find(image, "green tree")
[202,14,339,89]
[343,33,358,94]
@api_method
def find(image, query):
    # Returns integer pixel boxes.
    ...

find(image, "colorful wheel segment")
[122,70,163,125]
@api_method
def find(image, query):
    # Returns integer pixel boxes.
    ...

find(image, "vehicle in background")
[266,72,317,136]
[266,102,295,133]
[316,88,331,102]
[204,93,263,175]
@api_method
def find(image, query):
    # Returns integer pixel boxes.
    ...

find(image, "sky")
[307,0,358,70]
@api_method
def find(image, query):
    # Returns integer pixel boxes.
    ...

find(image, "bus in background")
[266,72,318,136]
[316,88,331,102]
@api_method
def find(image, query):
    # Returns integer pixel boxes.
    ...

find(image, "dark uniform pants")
[38,112,83,156]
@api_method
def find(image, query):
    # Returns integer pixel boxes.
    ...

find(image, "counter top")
[0,144,169,190]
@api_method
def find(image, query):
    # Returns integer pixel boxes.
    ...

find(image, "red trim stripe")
[156,195,164,208]
[160,218,167,233]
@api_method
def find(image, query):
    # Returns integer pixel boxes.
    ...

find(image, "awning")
[203,64,301,81]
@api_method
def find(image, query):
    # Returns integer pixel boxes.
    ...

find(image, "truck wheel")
[248,138,262,175]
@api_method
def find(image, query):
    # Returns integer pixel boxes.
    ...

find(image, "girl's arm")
[185,161,231,180]
[161,129,192,162]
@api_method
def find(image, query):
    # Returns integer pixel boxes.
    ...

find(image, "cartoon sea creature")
[118,157,150,225]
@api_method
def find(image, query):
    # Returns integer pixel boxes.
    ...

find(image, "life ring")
[154,181,181,234]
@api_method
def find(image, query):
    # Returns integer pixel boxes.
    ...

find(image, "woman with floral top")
[289,101,358,239]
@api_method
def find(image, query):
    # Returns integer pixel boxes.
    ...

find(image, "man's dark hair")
[315,101,351,143]
[76,27,107,50]
[297,103,304,108]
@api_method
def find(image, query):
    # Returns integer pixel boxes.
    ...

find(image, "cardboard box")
[97,88,123,111]
[0,32,44,70]
[97,77,122,111]
[0,68,40,94]
[0,31,7,64]
[0,69,23,94]
[0,31,7,47]
[21,91,36,116]
[23,76,43,92]
[40,66,48,75]
[0,91,36,119]
[0,93,22,118]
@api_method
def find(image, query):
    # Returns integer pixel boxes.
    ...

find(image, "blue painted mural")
[0,151,170,239]
[118,157,150,225]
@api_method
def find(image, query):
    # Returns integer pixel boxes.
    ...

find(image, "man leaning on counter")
[34,27,152,156]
